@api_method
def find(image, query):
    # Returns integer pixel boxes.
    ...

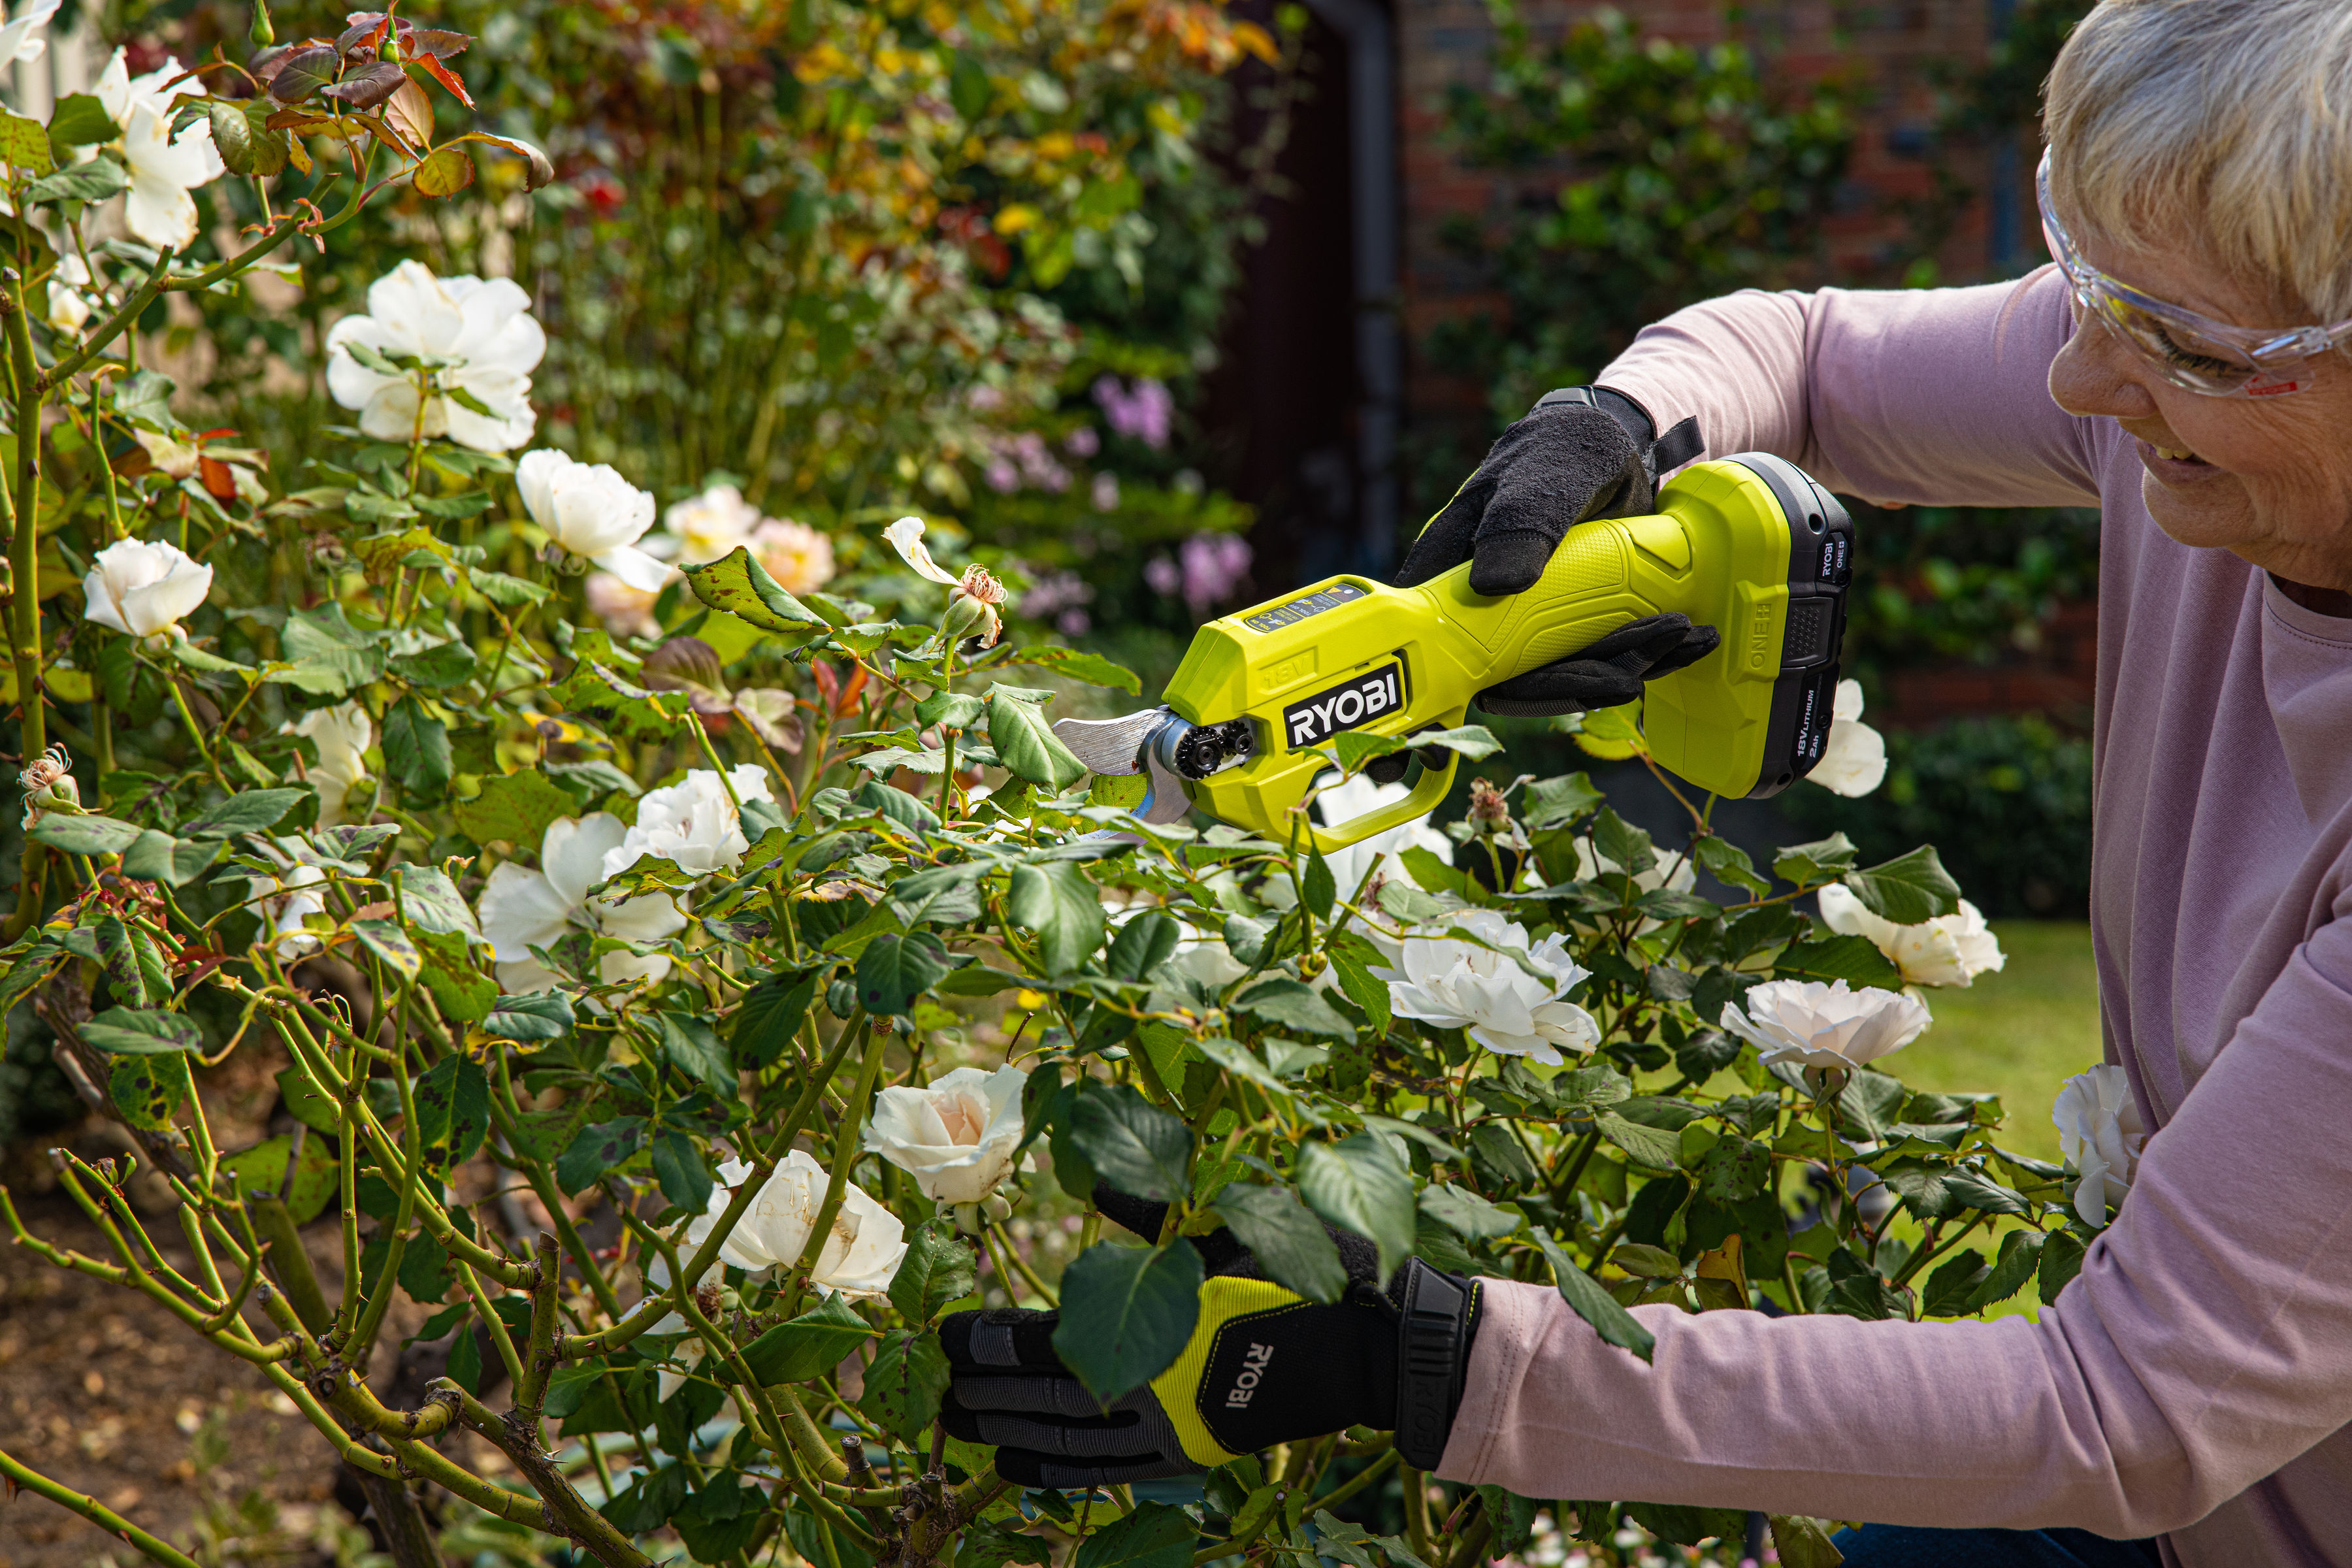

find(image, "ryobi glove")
[1393,386,1718,719]
[939,1186,1481,1488]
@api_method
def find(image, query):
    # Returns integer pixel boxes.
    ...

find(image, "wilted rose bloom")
[2054,1063,2147,1228]
[80,537,212,644]
[515,448,669,591]
[1808,679,1887,797]
[95,48,223,250]
[1816,883,2006,988]
[1719,977,1931,1072]
[584,570,662,639]
[1382,907,1598,1064]
[882,516,1004,647]
[287,702,372,830]
[325,261,544,453]
[478,814,687,992]
[678,1152,906,1297]
[17,743,76,830]
[750,518,835,596]
[603,766,775,881]
[864,1064,1029,1203]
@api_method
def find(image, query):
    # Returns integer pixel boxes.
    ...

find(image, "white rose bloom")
[584,570,662,639]
[1382,906,1598,1064]
[287,702,372,829]
[1571,836,1698,896]
[515,448,670,591]
[324,260,545,452]
[604,766,775,881]
[1164,933,1249,992]
[1807,679,1887,798]
[477,813,687,992]
[1318,772,1454,898]
[46,253,91,333]
[1816,883,2006,989]
[80,537,212,644]
[0,0,58,65]
[248,862,327,959]
[94,50,224,252]
[679,1152,906,1298]
[751,518,836,596]
[1718,977,1931,1072]
[864,1064,1028,1203]
[2053,1063,2147,1228]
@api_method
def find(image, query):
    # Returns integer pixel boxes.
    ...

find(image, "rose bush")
[0,9,2119,1568]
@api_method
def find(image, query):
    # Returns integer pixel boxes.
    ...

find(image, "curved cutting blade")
[1052,706,1197,825]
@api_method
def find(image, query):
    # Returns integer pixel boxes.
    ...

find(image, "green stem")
[0,1444,206,1568]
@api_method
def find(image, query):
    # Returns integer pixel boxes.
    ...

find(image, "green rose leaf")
[1070,1083,1192,1203]
[1233,977,1355,1041]
[183,788,308,840]
[1007,860,1103,975]
[988,689,1087,791]
[1052,1239,1203,1403]
[742,1292,877,1386]
[1297,1134,1414,1281]
[679,546,828,638]
[1071,1501,1198,1568]
[47,93,120,148]
[351,918,421,980]
[80,1007,203,1055]
[651,1130,713,1213]
[888,1217,979,1325]
[121,829,220,887]
[732,970,818,1071]
[1772,832,1859,888]
[482,990,575,1043]
[855,931,953,1017]
[453,770,573,851]
[383,696,453,798]
[1531,1228,1655,1364]
[31,813,144,855]
[1213,1182,1346,1304]
[858,1328,952,1443]
[1842,844,1963,925]
[555,1116,646,1196]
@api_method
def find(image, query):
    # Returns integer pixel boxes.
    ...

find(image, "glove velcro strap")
[1392,1260,1472,1470]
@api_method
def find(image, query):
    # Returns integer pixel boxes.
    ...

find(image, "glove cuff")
[1535,385,1705,486]
[1390,1258,1480,1470]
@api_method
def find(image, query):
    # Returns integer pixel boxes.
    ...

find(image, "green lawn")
[1889,922,2105,1162]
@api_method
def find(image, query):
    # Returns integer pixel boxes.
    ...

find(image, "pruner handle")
[1288,726,1465,856]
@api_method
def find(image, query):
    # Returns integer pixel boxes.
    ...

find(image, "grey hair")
[2044,0,2352,323]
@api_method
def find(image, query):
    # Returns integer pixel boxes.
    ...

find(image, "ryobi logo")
[1225,1343,1275,1408]
[1283,662,1403,750]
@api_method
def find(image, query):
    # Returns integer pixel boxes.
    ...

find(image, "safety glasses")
[2036,149,2352,397]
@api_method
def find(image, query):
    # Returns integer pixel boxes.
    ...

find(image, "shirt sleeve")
[1435,917,2352,1536]
[1597,266,2104,510]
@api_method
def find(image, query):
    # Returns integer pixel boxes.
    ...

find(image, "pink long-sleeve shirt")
[1433,266,2352,1567]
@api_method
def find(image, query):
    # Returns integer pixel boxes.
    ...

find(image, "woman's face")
[2046,236,2352,595]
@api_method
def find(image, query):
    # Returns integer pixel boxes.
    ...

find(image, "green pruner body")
[1154,453,1854,851]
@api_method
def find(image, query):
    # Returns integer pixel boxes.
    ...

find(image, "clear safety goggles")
[2036,149,2352,398]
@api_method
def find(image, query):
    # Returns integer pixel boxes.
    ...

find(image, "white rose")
[476,813,687,992]
[1382,906,1598,1064]
[584,570,662,639]
[0,0,57,67]
[287,702,373,829]
[751,518,836,596]
[515,448,669,591]
[325,259,544,452]
[248,861,327,959]
[2053,1064,2147,1228]
[95,49,223,251]
[1318,771,1454,901]
[1718,977,1931,1072]
[604,766,775,881]
[679,1152,906,1298]
[653,483,764,565]
[864,1064,1028,1203]
[80,537,213,643]
[1816,883,2006,988]
[1806,679,1887,797]
[47,253,91,333]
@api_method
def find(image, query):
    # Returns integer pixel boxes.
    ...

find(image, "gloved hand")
[939,1186,1480,1488]
[1393,386,1718,719]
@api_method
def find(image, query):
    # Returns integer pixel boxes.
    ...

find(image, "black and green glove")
[939,1187,1481,1489]
[1389,385,1717,723]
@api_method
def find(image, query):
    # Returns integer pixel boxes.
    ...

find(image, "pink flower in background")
[985,457,1019,493]
[1019,570,1094,621]
[1144,555,1181,596]
[966,384,1005,413]
[1093,375,1173,449]
[1065,425,1100,457]
[1058,609,1090,636]
[1180,532,1252,613]
[1090,471,1120,512]
[1010,432,1069,492]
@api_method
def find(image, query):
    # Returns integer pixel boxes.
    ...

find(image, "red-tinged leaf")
[337,12,393,57]
[382,77,434,150]
[453,129,552,190]
[404,27,472,59]
[413,51,472,107]
[321,59,407,109]
[412,144,472,198]
[199,456,236,500]
[267,44,340,103]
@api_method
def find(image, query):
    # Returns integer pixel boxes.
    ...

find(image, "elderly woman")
[943,3,2351,1562]
[1424,0,2352,1563]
